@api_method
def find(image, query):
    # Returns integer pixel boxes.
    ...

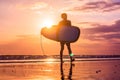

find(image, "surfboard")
[41,26,80,43]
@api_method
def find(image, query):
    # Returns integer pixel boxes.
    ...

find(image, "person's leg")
[66,43,75,62]
[66,43,72,55]
[60,42,64,62]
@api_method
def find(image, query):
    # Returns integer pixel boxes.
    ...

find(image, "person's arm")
[68,20,71,26]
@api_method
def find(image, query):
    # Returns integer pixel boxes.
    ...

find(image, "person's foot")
[71,57,75,62]
[60,59,64,63]
[61,61,64,63]
[72,58,75,61]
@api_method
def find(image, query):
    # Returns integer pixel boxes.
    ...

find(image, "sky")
[0,0,120,55]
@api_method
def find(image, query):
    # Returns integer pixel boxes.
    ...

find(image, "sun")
[35,17,56,34]
[42,18,54,28]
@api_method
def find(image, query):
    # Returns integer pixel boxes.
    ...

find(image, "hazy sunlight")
[42,18,55,28]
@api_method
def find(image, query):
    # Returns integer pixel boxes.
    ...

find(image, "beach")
[0,59,120,80]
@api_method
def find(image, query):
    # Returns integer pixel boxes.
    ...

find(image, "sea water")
[0,58,120,80]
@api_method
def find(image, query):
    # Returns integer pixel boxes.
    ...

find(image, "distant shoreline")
[0,55,120,60]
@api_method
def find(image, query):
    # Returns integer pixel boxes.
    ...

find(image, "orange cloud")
[0,35,60,55]
[18,2,48,11]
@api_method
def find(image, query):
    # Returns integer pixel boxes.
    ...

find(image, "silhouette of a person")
[58,13,75,62]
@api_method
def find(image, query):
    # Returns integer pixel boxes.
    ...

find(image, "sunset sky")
[0,0,120,55]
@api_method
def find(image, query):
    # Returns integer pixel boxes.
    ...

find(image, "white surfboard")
[41,26,80,43]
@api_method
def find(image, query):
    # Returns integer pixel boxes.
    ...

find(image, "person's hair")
[61,13,67,19]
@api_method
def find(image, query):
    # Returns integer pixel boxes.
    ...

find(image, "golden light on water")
[45,58,56,64]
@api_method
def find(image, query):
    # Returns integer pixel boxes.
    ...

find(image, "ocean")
[0,58,120,80]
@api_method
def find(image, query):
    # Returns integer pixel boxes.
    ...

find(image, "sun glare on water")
[45,58,55,64]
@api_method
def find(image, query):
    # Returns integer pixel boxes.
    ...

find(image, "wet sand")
[0,60,120,80]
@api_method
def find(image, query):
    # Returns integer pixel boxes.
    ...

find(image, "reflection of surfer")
[58,13,75,62]
[60,61,74,80]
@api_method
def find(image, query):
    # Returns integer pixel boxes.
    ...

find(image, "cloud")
[82,19,120,41]
[0,34,60,55]
[84,20,120,33]
[16,35,38,39]
[80,19,120,54]
[0,0,51,15]
[100,33,120,39]
[0,32,120,55]
[20,1,48,11]
[0,35,41,55]
[78,21,100,26]
[66,1,120,12]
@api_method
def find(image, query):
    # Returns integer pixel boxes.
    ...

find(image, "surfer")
[58,13,75,62]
